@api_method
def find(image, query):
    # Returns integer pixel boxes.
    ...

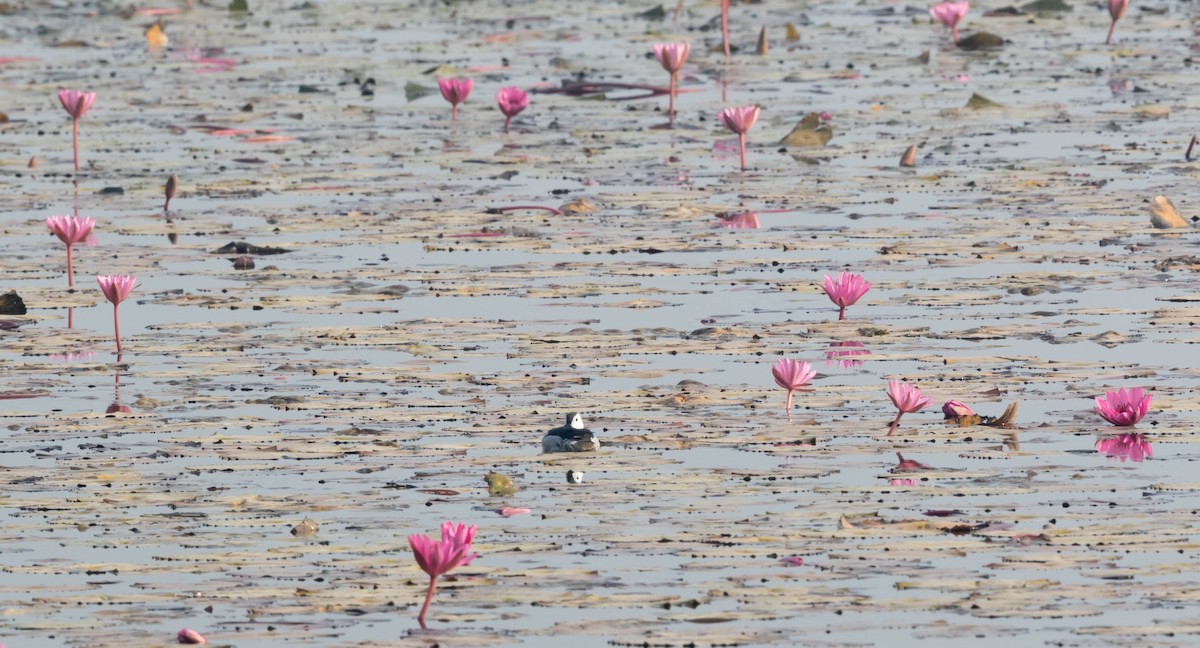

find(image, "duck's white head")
[567,413,584,429]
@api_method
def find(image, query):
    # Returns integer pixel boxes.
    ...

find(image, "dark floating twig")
[531,80,702,101]
[487,205,564,216]
[213,241,291,255]
[1187,135,1197,162]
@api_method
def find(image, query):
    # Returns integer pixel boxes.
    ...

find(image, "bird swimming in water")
[541,413,599,453]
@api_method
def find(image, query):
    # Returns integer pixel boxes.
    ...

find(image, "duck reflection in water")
[1095,433,1152,463]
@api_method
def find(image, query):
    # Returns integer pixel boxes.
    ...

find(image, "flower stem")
[1105,21,1115,44]
[65,244,74,288]
[72,118,80,175]
[737,133,746,171]
[503,116,511,133]
[417,575,438,630]
[451,104,458,122]
[784,389,794,420]
[838,305,845,320]
[668,73,677,121]
[887,412,903,436]
[113,304,122,354]
[721,0,731,59]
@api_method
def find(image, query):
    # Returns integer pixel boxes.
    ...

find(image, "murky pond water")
[2,0,1199,646]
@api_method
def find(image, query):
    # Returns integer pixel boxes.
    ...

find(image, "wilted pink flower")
[715,210,760,229]
[771,358,815,419]
[929,0,969,43]
[97,274,137,354]
[57,89,96,174]
[889,478,917,487]
[942,400,974,420]
[437,77,473,122]
[1094,387,1151,426]
[894,453,930,471]
[177,628,206,644]
[1095,433,1152,462]
[496,86,529,132]
[497,507,531,517]
[778,555,804,567]
[825,340,870,368]
[46,215,96,287]
[652,42,690,121]
[1106,0,1129,43]
[818,111,832,121]
[822,271,871,320]
[886,380,932,436]
[718,105,759,171]
[408,521,478,629]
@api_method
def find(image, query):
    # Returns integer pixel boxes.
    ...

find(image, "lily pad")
[779,113,834,147]
[957,32,1005,50]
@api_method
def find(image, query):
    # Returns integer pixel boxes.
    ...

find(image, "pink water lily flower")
[942,400,974,420]
[46,215,96,287]
[929,0,969,44]
[652,42,690,121]
[97,274,136,354]
[718,105,759,171]
[822,271,871,320]
[1106,0,1129,44]
[409,521,478,629]
[771,358,815,419]
[1095,433,1152,462]
[437,77,473,122]
[1094,387,1151,426]
[57,89,96,174]
[887,380,932,436]
[496,86,529,133]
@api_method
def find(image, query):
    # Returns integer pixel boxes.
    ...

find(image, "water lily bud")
[177,628,206,644]
[165,174,178,211]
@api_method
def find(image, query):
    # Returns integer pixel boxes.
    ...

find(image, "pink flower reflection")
[50,350,97,362]
[825,340,870,368]
[1095,434,1152,463]
[889,479,917,487]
